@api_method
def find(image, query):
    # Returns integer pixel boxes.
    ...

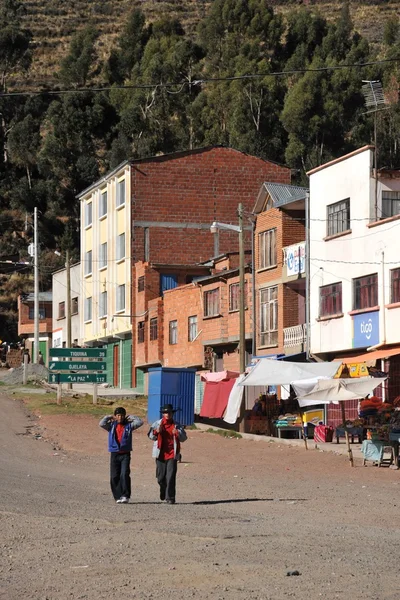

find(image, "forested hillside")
[1,0,400,340]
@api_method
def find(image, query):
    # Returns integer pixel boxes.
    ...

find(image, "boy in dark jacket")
[99,407,143,504]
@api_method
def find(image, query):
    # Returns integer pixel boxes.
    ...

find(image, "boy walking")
[148,403,187,504]
[99,407,143,504]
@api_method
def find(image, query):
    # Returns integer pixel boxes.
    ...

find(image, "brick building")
[18,292,53,363]
[79,145,291,390]
[253,183,308,357]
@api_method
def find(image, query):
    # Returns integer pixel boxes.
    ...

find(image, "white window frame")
[259,228,277,269]
[116,284,125,312]
[84,250,92,276]
[188,315,198,342]
[99,190,107,218]
[204,288,220,317]
[116,179,126,208]
[84,297,92,322]
[260,286,278,347]
[99,242,107,270]
[85,202,92,228]
[116,233,125,261]
[99,291,107,318]
[169,320,178,345]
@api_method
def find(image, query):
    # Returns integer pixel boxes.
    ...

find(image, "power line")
[1,58,399,98]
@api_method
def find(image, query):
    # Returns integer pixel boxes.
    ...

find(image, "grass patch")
[206,427,242,439]
[186,423,199,430]
[10,390,148,419]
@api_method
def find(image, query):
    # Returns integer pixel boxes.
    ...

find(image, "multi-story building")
[253,183,308,358]
[308,145,400,403]
[78,146,291,389]
[52,263,81,349]
[18,292,53,363]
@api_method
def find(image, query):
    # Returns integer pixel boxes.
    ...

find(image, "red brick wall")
[130,147,290,265]
[162,284,203,368]
[18,298,53,336]
[254,208,306,356]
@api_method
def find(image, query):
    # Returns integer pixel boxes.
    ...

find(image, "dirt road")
[1,392,399,600]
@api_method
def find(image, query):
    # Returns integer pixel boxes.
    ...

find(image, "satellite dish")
[27,243,34,257]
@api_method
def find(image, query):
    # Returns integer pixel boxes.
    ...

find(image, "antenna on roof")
[361,80,387,221]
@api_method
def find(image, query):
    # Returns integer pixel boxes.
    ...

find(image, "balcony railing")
[284,324,307,348]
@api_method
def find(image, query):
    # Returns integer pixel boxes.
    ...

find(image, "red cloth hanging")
[199,379,237,418]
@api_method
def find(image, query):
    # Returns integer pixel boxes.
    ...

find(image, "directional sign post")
[58,374,107,384]
[49,361,107,372]
[50,348,106,359]
[48,347,107,405]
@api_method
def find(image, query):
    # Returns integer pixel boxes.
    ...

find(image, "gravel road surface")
[1,392,399,600]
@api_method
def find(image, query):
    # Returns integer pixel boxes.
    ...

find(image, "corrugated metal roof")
[264,183,308,206]
[22,292,52,302]
[254,182,308,213]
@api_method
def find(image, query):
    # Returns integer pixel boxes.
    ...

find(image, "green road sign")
[49,361,106,372]
[48,373,107,384]
[49,348,106,359]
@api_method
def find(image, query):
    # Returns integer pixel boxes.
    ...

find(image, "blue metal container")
[147,367,196,425]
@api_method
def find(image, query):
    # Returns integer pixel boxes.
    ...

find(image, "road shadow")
[191,498,308,505]
[130,498,308,505]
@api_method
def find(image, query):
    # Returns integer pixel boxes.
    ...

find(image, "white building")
[52,263,81,348]
[308,145,400,400]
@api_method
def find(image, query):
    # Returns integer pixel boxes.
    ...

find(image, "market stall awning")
[294,377,387,407]
[337,347,400,364]
[240,359,340,387]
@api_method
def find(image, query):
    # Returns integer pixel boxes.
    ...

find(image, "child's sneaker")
[120,497,129,504]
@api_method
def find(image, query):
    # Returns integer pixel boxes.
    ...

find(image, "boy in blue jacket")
[99,407,143,504]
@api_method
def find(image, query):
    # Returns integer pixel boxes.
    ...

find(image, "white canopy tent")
[240,359,340,387]
[293,377,387,407]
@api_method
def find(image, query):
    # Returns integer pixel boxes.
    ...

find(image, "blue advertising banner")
[352,311,379,348]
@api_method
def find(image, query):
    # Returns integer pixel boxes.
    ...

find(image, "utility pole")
[238,203,246,375]
[66,249,72,390]
[238,203,246,433]
[34,207,39,364]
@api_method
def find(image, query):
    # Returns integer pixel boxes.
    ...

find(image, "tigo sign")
[285,243,305,277]
[352,311,379,348]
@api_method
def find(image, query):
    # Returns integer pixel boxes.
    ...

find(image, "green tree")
[0,0,31,92]
[104,9,150,84]
[59,25,99,88]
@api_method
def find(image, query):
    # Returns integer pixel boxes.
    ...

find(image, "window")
[85,250,92,276]
[150,317,158,341]
[29,307,46,320]
[99,190,107,218]
[188,315,198,342]
[259,228,277,269]
[116,179,125,207]
[84,297,92,322]
[204,288,219,317]
[327,199,350,236]
[138,321,145,343]
[99,291,107,318]
[71,297,78,315]
[353,274,378,310]
[319,283,342,317]
[85,202,92,227]
[116,284,125,312]
[169,320,178,345]
[229,282,248,311]
[260,286,278,346]
[116,233,125,261]
[381,190,400,219]
[99,242,107,269]
[138,276,145,292]
[391,268,400,304]
[58,301,65,319]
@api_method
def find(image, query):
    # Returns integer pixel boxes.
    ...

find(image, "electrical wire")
[1,57,399,98]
